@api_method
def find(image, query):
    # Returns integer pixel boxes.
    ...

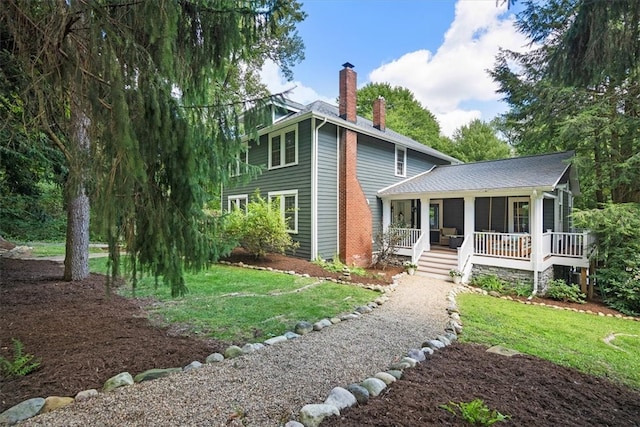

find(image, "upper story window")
[268,189,298,233]
[269,125,298,169]
[395,145,406,177]
[230,148,249,177]
[228,194,248,213]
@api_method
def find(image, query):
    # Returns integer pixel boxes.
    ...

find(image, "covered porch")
[376,151,589,293]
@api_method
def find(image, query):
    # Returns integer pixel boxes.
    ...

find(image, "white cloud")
[368,1,531,137]
[260,60,335,105]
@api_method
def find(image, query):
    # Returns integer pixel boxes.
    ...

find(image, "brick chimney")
[339,62,357,123]
[373,96,386,131]
[338,63,372,266]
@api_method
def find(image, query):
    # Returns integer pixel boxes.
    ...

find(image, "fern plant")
[440,398,510,426]
[0,338,41,378]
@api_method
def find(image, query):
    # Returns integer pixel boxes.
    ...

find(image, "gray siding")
[317,123,339,259]
[357,135,443,241]
[223,119,313,259]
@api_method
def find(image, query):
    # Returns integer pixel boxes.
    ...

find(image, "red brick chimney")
[373,96,386,131]
[338,63,372,266]
[339,62,357,123]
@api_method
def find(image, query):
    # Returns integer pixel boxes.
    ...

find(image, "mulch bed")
[2,254,639,426]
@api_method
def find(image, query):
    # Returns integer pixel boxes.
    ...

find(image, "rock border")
[0,263,402,425]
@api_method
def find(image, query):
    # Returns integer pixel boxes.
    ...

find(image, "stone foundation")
[470,264,556,294]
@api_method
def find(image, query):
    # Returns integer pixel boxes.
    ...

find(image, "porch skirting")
[471,265,555,294]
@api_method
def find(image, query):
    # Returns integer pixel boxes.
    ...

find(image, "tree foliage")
[1,0,305,295]
[449,119,511,162]
[356,83,448,151]
[573,203,640,315]
[492,0,640,207]
[223,192,298,259]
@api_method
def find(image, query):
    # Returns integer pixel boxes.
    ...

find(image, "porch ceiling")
[378,151,574,197]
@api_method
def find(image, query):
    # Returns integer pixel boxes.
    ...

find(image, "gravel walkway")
[22,274,454,426]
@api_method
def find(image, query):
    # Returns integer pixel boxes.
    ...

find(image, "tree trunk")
[63,98,91,281]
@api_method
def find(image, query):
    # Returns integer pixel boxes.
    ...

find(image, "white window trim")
[508,196,530,233]
[268,189,298,234]
[227,194,248,213]
[268,124,298,170]
[230,149,249,177]
[395,145,406,177]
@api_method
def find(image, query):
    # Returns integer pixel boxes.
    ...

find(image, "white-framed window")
[508,197,530,233]
[268,190,298,233]
[395,145,406,177]
[268,125,298,169]
[230,148,249,177]
[228,194,248,213]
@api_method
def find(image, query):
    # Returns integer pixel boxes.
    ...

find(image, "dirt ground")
[2,254,640,426]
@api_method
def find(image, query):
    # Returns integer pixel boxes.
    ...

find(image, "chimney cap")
[342,62,355,69]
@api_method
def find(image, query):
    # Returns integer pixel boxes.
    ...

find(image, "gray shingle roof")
[284,99,459,164]
[378,151,575,196]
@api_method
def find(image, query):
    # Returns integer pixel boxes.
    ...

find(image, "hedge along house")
[378,150,594,294]
[222,63,459,265]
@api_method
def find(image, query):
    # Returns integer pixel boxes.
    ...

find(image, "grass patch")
[108,264,379,343]
[24,242,106,257]
[458,293,640,389]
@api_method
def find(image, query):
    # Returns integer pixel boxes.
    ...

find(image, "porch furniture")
[448,235,464,249]
[439,227,457,246]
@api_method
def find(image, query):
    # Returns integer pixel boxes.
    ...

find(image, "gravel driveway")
[23,274,454,426]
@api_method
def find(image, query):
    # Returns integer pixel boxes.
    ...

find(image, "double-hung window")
[269,125,297,169]
[228,195,248,213]
[268,190,298,233]
[395,145,406,177]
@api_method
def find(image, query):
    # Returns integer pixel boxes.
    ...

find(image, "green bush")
[222,191,298,259]
[471,275,506,293]
[574,203,640,315]
[0,338,41,378]
[544,279,586,303]
[440,399,510,426]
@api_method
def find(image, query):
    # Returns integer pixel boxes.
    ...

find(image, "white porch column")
[382,198,391,230]
[531,191,544,291]
[420,196,430,251]
[464,196,475,240]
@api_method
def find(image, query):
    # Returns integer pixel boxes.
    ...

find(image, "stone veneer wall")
[471,264,557,295]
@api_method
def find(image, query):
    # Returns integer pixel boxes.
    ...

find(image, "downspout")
[311,117,328,260]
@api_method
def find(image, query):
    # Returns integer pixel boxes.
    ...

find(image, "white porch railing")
[457,235,473,280]
[474,232,532,260]
[546,231,589,258]
[394,228,422,249]
[411,230,429,265]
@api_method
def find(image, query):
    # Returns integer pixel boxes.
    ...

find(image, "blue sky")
[261,0,531,137]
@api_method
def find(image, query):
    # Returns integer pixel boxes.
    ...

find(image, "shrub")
[371,223,404,269]
[440,398,510,426]
[471,275,506,293]
[544,279,586,303]
[0,338,41,378]
[313,256,368,277]
[574,203,640,315]
[222,191,298,259]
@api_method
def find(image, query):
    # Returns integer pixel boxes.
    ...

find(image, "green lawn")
[458,293,640,389]
[90,258,379,343]
[24,242,107,257]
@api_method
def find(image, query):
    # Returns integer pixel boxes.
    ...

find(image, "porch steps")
[417,247,458,281]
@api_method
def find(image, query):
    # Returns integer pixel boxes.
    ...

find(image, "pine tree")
[1,0,305,295]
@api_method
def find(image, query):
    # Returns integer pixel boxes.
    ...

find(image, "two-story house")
[223,63,592,294]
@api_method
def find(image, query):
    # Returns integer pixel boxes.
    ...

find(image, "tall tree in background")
[356,83,450,152]
[492,0,640,207]
[1,0,305,294]
[449,119,511,162]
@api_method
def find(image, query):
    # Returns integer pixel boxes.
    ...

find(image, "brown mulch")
[321,343,640,427]
[2,254,640,426]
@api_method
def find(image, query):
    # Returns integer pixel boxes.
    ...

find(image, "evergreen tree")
[1,0,305,295]
[449,119,511,162]
[492,0,640,206]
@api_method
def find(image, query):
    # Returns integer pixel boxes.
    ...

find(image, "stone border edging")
[0,262,402,425]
